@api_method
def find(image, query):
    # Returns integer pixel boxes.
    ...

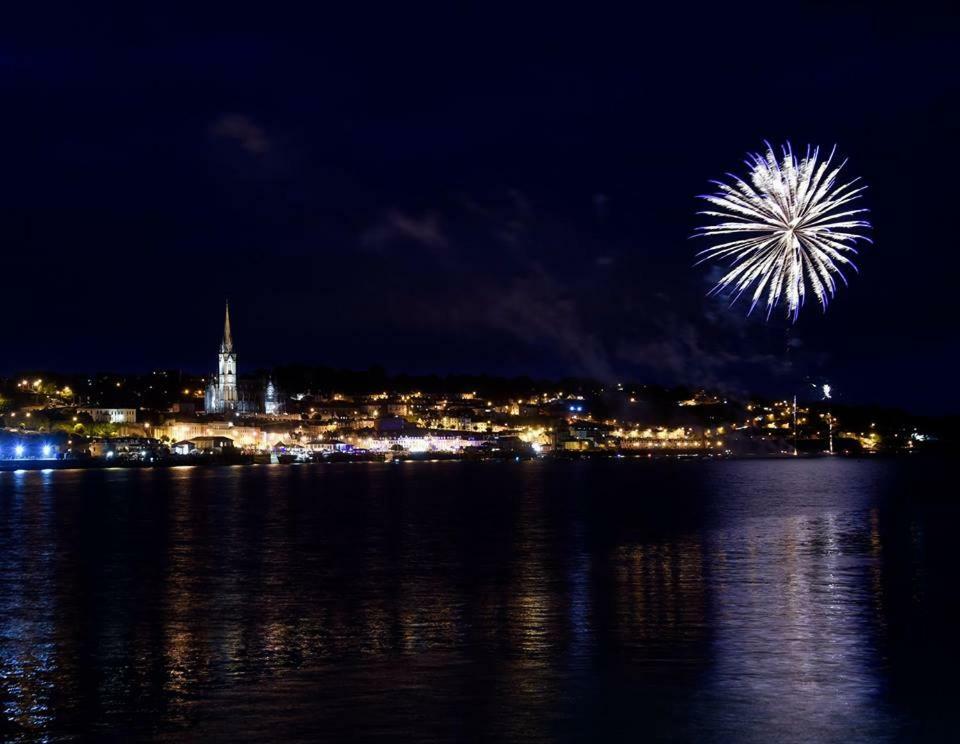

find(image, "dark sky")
[2,2,958,413]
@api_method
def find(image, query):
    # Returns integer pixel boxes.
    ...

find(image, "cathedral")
[205,302,282,415]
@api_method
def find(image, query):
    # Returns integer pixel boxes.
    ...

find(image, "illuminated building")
[205,302,240,413]
[186,436,235,453]
[357,428,490,453]
[76,407,137,423]
[264,377,280,415]
[204,302,280,414]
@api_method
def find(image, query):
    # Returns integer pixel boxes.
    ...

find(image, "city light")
[0,305,933,466]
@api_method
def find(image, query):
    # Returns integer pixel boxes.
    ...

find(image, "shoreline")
[0,451,913,473]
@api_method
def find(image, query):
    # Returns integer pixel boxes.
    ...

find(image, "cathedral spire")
[221,300,233,353]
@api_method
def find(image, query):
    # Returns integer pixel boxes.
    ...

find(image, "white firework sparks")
[695,142,871,321]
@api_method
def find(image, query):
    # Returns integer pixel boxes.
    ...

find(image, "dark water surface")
[1,459,958,742]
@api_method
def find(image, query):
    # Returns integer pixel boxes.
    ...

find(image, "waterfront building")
[357,427,492,453]
[188,435,235,453]
[87,437,162,459]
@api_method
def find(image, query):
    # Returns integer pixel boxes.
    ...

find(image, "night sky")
[2,2,958,413]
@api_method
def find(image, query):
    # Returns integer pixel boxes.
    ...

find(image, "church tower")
[218,301,238,410]
[264,376,279,415]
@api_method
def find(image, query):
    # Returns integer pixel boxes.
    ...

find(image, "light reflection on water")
[0,459,956,741]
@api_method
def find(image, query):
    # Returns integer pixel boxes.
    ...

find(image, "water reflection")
[705,512,887,739]
[0,460,956,741]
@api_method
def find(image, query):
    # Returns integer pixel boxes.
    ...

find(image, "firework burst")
[695,142,871,321]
